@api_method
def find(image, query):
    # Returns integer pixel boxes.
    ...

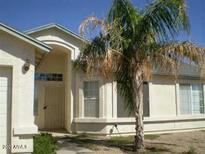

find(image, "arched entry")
[34,41,73,132]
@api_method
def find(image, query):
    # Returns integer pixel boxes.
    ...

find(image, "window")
[192,85,204,114]
[179,84,204,115]
[35,73,63,81]
[117,82,149,117]
[83,81,99,117]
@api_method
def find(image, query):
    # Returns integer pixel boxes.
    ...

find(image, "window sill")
[74,118,135,123]
[144,115,205,123]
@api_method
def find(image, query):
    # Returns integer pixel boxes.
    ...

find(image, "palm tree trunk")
[133,66,144,151]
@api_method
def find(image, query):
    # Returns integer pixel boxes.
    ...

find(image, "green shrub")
[186,146,197,154]
[33,133,57,154]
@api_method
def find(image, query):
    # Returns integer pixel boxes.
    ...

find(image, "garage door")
[0,68,11,154]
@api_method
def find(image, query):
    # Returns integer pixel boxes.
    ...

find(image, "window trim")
[82,79,101,118]
[179,83,204,115]
[191,84,204,114]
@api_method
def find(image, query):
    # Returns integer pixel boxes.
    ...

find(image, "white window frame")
[83,80,100,118]
[78,75,104,119]
[191,84,205,115]
[179,83,205,115]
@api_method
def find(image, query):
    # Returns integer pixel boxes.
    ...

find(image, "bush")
[186,146,197,154]
[33,133,57,154]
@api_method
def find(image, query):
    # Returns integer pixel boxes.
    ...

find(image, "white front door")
[0,68,11,154]
[44,86,65,130]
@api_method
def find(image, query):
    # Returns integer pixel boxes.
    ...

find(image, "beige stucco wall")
[74,73,205,135]
[0,31,37,153]
[74,116,205,135]
[150,82,176,117]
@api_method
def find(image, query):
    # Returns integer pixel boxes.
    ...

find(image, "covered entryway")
[34,44,72,132]
[0,67,11,154]
[27,24,86,133]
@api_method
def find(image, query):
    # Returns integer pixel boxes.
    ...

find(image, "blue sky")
[0,0,205,46]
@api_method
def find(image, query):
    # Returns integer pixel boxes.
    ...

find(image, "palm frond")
[77,18,128,78]
[75,35,125,78]
[108,0,141,44]
[145,41,205,78]
[137,0,190,44]
[79,16,109,37]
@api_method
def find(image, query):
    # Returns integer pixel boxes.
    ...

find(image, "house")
[0,23,205,153]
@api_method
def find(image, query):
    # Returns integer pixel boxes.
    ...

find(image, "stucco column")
[99,80,105,118]
[203,84,205,114]
[148,82,153,117]
[104,81,117,118]
[65,53,72,132]
[112,81,117,118]
[175,83,180,116]
[78,84,84,118]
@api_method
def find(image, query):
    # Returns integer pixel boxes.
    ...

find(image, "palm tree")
[75,0,205,151]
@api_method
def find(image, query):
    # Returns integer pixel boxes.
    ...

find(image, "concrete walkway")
[41,131,94,154]
[56,138,94,154]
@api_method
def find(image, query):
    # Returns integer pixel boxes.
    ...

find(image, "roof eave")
[0,23,52,53]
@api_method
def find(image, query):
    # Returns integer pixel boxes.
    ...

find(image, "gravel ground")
[144,130,205,154]
[56,130,205,154]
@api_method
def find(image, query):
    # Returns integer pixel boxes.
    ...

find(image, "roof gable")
[0,23,51,52]
[25,23,88,42]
